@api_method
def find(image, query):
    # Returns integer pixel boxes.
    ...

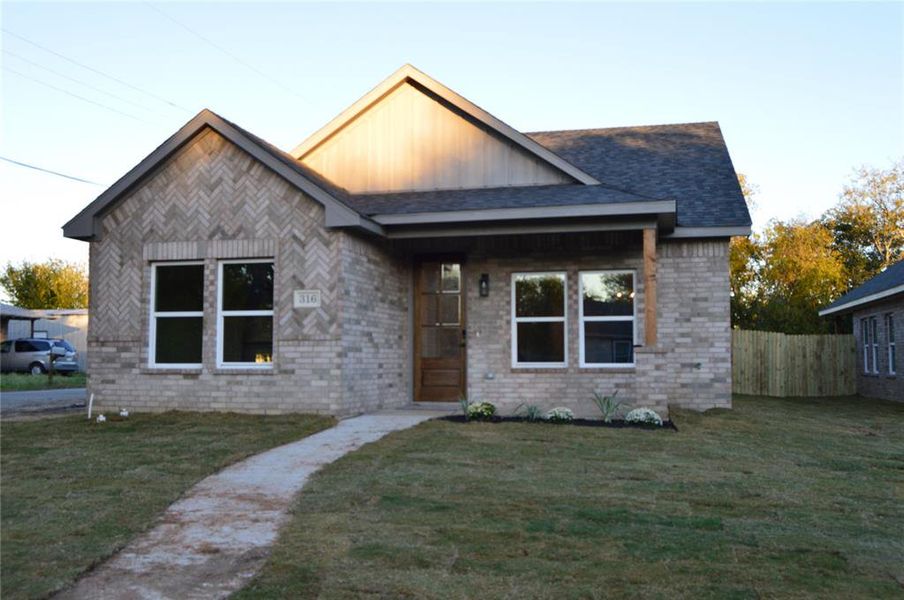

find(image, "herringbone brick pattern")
[90,128,339,342]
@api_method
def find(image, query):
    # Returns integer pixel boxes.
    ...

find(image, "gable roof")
[819,260,904,316]
[62,109,381,241]
[290,64,599,187]
[528,122,752,229]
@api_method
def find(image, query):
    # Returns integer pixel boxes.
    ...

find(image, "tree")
[729,174,762,329]
[0,259,89,309]
[823,160,904,287]
[755,219,847,334]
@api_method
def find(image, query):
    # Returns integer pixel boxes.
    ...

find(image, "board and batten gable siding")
[300,81,572,194]
[462,234,731,416]
[87,127,347,414]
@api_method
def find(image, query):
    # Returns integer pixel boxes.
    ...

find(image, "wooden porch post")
[643,228,657,347]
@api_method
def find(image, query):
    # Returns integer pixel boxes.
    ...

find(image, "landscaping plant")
[591,390,622,423]
[544,407,574,423]
[625,407,663,426]
[515,403,545,422]
[466,402,497,421]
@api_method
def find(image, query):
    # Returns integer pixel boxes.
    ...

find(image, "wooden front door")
[414,259,466,402]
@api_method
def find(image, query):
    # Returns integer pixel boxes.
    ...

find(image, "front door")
[414,259,466,402]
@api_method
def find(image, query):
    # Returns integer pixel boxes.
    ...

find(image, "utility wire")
[3,49,169,116]
[1,29,192,113]
[0,156,105,186]
[143,2,308,104]
[4,66,162,126]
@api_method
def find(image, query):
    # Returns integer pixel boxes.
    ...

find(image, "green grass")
[0,372,87,392]
[0,412,335,599]
[237,396,904,599]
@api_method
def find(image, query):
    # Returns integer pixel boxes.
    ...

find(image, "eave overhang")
[62,109,383,241]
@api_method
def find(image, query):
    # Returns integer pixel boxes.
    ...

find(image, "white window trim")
[862,318,870,373]
[148,261,204,369]
[871,316,879,374]
[578,269,637,368]
[511,271,568,368]
[216,259,274,369]
[886,313,896,376]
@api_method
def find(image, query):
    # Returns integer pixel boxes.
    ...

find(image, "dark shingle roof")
[528,122,751,228]
[343,183,662,216]
[821,260,904,315]
[339,122,750,229]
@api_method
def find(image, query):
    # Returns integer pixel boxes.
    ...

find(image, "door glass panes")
[421,328,460,358]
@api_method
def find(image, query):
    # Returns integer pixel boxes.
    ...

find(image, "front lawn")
[1,372,87,392]
[0,412,335,600]
[237,396,904,599]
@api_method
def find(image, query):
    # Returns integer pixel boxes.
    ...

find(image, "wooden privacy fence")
[732,330,857,397]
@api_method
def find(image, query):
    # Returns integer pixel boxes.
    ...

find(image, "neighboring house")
[0,304,89,371]
[63,65,750,417]
[819,260,903,402]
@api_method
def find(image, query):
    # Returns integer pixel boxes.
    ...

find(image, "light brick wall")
[338,233,412,414]
[87,129,345,415]
[464,235,732,417]
[853,297,903,402]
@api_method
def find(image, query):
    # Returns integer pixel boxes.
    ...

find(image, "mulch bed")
[438,415,677,431]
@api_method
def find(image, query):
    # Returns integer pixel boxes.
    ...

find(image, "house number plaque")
[293,289,321,308]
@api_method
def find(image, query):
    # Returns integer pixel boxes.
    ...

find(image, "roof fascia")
[818,284,904,317]
[385,218,658,240]
[62,110,382,240]
[666,226,752,238]
[372,200,675,226]
[290,64,600,186]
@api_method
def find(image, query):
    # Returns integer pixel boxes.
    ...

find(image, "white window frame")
[886,313,896,376]
[870,316,879,374]
[511,271,568,368]
[862,318,870,373]
[216,258,274,369]
[578,270,637,368]
[148,261,204,369]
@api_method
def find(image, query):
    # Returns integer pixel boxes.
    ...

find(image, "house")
[0,304,89,371]
[819,260,903,402]
[63,65,751,417]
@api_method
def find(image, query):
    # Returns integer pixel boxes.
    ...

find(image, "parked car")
[0,338,79,375]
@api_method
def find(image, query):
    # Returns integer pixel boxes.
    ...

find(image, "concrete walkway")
[57,409,448,600]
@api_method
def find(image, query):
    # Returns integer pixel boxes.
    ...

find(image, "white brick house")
[64,65,751,417]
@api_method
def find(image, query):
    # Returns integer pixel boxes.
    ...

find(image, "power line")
[3,49,169,116]
[4,66,162,126]
[1,28,192,113]
[143,2,308,104]
[0,156,105,186]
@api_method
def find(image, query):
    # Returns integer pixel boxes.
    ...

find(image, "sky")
[1,1,902,272]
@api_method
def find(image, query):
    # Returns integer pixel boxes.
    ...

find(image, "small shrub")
[545,407,574,423]
[625,407,663,426]
[458,395,471,420]
[592,390,622,423]
[467,402,496,421]
[514,403,544,422]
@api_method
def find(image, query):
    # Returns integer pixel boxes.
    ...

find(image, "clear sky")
[1,1,901,271]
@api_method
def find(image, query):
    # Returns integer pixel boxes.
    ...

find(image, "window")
[862,318,870,373]
[871,316,879,374]
[1,341,11,353]
[149,262,204,367]
[887,313,896,376]
[217,260,274,368]
[14,340,49,352]
[512,272,566,367]
[579,271,636,367]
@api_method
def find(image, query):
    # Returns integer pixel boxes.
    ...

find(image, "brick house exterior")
[64,65,750,417]
[820,261,903,402]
